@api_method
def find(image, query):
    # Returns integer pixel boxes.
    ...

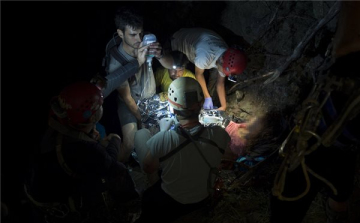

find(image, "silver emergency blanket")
[137,94,174,131]
[199,109,227,128]
[137,94,232,131]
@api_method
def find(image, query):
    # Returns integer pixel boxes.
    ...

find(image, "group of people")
[25,1,360,223]
[25,5,244,223]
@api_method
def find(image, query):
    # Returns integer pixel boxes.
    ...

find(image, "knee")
[135,129,151,141]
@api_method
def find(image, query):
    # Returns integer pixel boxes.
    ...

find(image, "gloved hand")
[159,118,175,131]
[203,97,214,110]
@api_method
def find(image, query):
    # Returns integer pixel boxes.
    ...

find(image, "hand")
[137,42,149,66]
[159,118,174,131]
[105,133,121,141]
[203,97,214,110]
[148,42,163,59]
[100,133,121,152]
[92,127,100,140]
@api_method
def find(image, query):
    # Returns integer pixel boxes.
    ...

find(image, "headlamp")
[172,65,185,70]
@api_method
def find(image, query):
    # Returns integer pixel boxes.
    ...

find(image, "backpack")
[102,32,129,75]
[101,32,156,100]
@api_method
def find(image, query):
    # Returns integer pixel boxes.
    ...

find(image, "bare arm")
[157,53,174,70]
[142,150,159,174]
[117,84,142,122]
[195,66,211,98]
[216,74,227,111]
[100,43,149,98]
[149,42,174,69]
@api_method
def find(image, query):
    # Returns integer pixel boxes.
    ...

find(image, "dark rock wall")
[220,1,339,120]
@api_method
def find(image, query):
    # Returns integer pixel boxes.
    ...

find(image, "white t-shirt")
[171,28,228,70]
[146,125,230,204]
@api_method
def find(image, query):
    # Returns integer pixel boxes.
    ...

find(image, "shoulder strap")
[179,127,221,196]
[158,125,204,163]
[198,137,225,155]
[56,133,79,179]
[180,127,213,169]
[159,139,191,163]
[103,33,129,68]
[48,117,97,178]
[159,125,225,162]
[181,125,225,154]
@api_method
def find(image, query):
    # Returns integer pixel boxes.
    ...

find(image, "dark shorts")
[117,96,137,127]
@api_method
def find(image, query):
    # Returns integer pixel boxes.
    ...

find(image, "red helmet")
[55,81,104,125]
[222,48,247,76]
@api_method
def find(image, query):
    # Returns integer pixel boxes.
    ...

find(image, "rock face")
[143,1,339,124]
[218,1,339,121]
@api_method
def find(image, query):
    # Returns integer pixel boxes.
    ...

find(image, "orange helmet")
[53,81,104,125]
[222,48,247,76]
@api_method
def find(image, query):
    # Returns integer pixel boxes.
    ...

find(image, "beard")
[124,38,140,50]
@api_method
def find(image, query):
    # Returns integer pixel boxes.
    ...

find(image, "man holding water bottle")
[103,6,173,163]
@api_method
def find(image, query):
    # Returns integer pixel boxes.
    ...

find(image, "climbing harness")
[159,125,224,197]
[272,74,360,201]
[25,118,112,221]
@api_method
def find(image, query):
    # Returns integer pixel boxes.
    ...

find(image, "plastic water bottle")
[142,34,157,65]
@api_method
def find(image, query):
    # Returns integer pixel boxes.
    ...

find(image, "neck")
[178,118,201,129]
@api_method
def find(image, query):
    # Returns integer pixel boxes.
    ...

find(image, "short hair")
[114,6,143,31]
[170,50,189,68]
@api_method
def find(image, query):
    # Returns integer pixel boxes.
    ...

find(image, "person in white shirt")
[171,27,248,111]
[134,77,231,222]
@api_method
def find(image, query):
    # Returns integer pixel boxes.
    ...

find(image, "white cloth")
[171,28,228,70]
[141,125,230,204]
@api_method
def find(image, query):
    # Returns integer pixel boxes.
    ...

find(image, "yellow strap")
[24,184,61,208]
[56,133,77,178]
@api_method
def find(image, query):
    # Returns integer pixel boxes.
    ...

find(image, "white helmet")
[168,77,203,111]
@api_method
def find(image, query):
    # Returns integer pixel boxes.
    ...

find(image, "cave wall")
[219,1,339,120]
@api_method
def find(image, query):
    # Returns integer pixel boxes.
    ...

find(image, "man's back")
[171,28,228,69]
[146,125,230,204]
